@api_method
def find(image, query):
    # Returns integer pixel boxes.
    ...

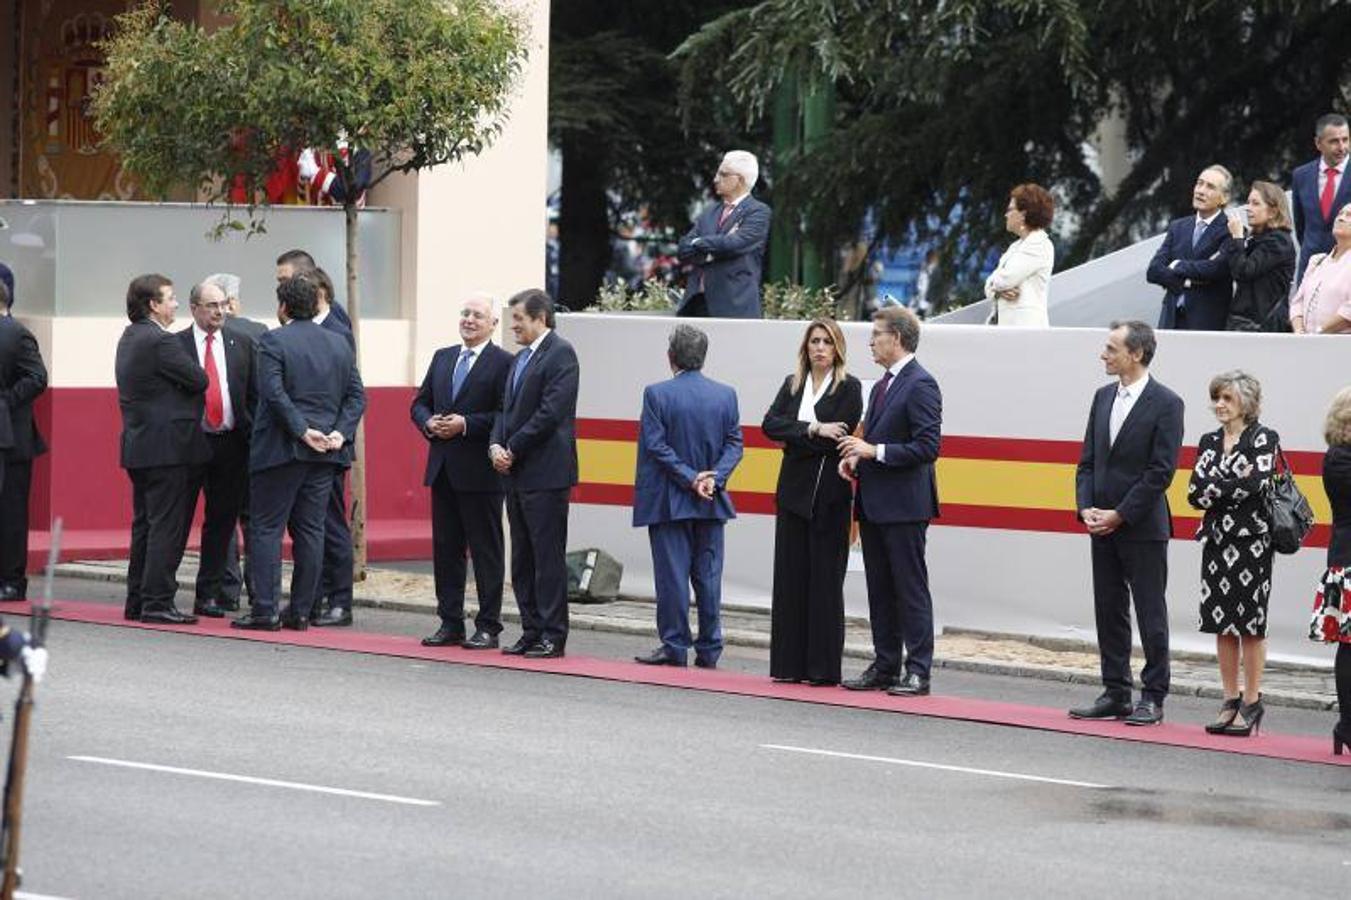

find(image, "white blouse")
[984,228,1054,327]
[797,373,833,423]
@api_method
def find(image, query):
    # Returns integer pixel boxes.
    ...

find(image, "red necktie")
[1321,167,1339,222]
[716,204,734,228]
[204,332,225,430]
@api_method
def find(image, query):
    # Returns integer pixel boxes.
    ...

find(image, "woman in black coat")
[1223,180,1296,332]
[1309,387,1351,755]
[761,318,863,685]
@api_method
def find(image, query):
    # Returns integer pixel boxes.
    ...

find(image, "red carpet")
[19,599,1350,769]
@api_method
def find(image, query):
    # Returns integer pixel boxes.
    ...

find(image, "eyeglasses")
[195,301,227,311]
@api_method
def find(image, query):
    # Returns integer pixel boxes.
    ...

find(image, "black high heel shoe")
[1204,697,1242,735]
[1223,696,1265,737]
[1335,722,1349,756]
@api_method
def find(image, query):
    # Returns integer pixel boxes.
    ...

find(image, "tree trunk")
[558,133,611,309]
[344,202,368,580]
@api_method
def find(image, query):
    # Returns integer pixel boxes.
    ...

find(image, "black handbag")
[1266,446,1314,554]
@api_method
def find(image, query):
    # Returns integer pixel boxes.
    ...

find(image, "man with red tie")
[177,281,257,618]
[676,150,772,319]
[1292,113,1351,285]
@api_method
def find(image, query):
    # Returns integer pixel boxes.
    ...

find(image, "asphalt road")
[2,578,1348,899]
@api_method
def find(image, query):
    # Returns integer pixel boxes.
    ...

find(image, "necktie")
[203,332,225,430]
[1321,167,1340,222]
[451,348,474,400]
[867,370,894,424]
[1191,217,1207,248]
[716,204,735,228]
[1108,385,1130,445]
[510,346,534,397]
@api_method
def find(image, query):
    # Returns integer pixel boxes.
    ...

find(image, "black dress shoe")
[193,601,227,619]
[280,612,309,631]
[693,657,717,670]
[123,608,141,621]
[808,679,839,687]
[308,603,326,624]
[215,597,240,612]
[139,608,199,625]
[461,630,499,650]
[502,636,534,656]
[1123,699,1164,726]
[0,585,22,602]
[422,625,467,647]
[312,607,353,627]
[635,647,685,666]
[524,639,564,659]
[842,664,898,691]
[887,672,931,697]
[232,612,281,631]
[1068,692,1133,720]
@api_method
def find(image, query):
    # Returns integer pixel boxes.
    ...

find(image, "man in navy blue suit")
[631,325,744,669]
[411,296,513,649]
[838,307,942,696]
[676,150,772,319]
[1071,321,1184,727]
[234,275,366,631]
[1146,165,1235,331]
[490,290,579,659]
[275,249,352,329]
[1291,113,1351,284]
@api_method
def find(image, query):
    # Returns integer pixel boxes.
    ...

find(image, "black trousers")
[1337,643,1351,730]
[126,464,197,615]
[770,503,851,683]
[188,431,248,604]
[506,488,570,646]
[250,461,333,619]
[0,458,33,596]
[319,468,354,612]
[677,293,709,318]
[221,485,254,606]
[430,471,504,636]
[859,519,934,678]
[1090,535,1171,703]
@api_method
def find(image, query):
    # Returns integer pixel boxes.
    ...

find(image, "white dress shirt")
[1319,156,1348,198]
[797,373,833,424]
[1108,372,1150,446]
[872,354,913,463]
[192,323,235,431]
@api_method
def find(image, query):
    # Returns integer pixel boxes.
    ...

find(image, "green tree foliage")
[548,0,764,307]
[94,0,527,571]
[676,0,1351,279]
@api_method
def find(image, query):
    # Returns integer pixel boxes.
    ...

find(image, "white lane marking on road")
[761,744,1110,789]
[68,756,440,807]
[16,892,78,900]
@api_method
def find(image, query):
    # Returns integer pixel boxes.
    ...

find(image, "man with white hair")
[677,150,772,319]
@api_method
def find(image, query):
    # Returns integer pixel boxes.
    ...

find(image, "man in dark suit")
[631,325,743,669]
[0,267,48,602]
[489,289,579,659]
[210,271,267,610]
[176,281,256,618]
[1147,165,1235,331]
[1071,320,1185,726]
[1291,113,1351,284]
[275,249,351,329]
[676,150,772,319]
[838,307,942,696]
[411,296,512,649]
[116,274,211,624]
[233,275,365,631]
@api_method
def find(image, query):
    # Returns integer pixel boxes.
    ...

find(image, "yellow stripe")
[577,440,1334,523]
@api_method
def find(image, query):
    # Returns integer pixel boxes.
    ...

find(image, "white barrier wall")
[563,314,1348,666]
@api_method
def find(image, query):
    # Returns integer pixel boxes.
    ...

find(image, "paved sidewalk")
[56,556,1341,711]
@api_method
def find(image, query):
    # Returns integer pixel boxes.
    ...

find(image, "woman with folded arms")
[1222,180,1295,332]
[984,182,1055,327]
[1310,387,1351,755]
[1290,204,1351,334]
[762,318,862,686]
[1187,371,1278,737]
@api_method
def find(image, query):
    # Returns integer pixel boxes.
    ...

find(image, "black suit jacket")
[249,319,366,473]
[1075,376,1185,541]
[1147,213,1234,331]
[115,319,211,470]
[0,315,48,460]
[1325,444,1351,566]
[762,373,862,518]
[174,325,257,436]
[411,341,512,491]
[854,361,942,524]
[491,331,579,493]
[224,315,270,343]
[320,310,356,351]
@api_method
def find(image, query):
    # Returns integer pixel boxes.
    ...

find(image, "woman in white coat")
[984,182,1055,327]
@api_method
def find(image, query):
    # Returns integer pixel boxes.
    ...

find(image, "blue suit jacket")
[854,361,942,524]
[632,371,743,527]
[677,196,772,318]
[410,341,512,491]
[1291,158,1351,284]
[1147,212,1234,330]
[250,319,366,473]
[490,331,579,493]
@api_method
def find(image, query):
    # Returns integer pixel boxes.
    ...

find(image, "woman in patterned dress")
[1187,371,1278,737]
[1309,386,1351,755]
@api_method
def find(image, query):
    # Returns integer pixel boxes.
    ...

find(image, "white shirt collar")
[723,192,749,210]
[1196,210,1222,227]
[1325,156,1348,175]
[1117,371,1150,399]
[314,307,330,325]
[192,323,221,346]
[526,328,551,354]
[888,354,914,378]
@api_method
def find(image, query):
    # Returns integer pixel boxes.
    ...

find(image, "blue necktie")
[510,346,534,397]
[1192,217,1207,248]
[451,348,474,400]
